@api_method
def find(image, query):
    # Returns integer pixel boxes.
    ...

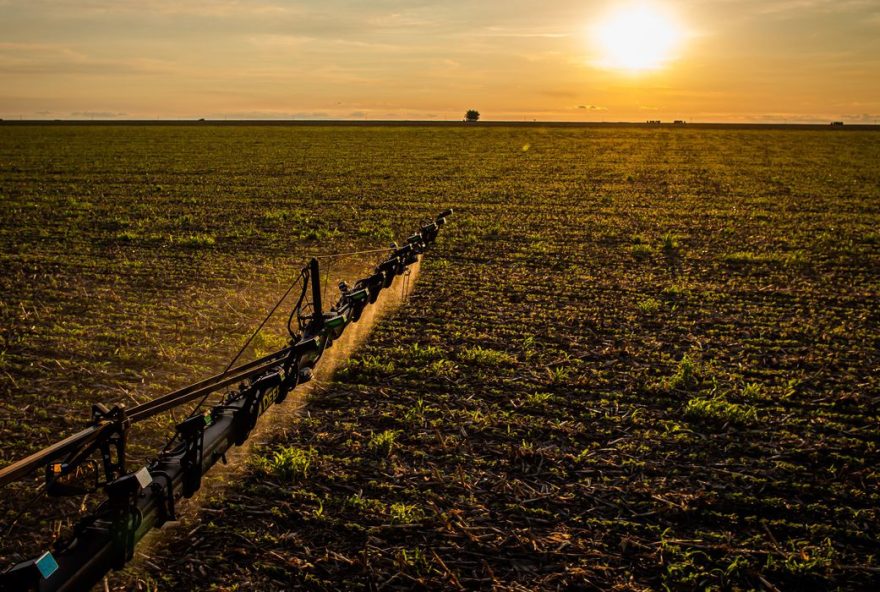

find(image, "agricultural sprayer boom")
[0,209,452,592]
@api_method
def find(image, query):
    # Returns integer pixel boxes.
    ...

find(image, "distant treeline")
[1,120,878,130]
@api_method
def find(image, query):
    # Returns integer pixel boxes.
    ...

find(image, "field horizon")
[2,120,880,131]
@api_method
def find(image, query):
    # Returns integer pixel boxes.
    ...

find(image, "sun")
[591,3,684,73]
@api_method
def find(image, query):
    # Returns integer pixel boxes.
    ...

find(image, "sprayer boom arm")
[0,209,452,592]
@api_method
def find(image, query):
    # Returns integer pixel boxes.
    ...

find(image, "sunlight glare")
[592,3,684,73]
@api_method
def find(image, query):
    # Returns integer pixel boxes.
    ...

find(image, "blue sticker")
[35,551,59,579]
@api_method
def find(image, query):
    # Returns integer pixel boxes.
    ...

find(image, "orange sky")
[1,0,878,122]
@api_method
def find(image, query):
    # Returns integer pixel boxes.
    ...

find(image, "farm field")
[0,124,878,590]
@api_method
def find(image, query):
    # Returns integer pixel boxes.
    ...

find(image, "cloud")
[738,112,838,123]
[248,34,312,50]
[750,0,876,16]
[840,113,880,123]
[476,26,570,38]
[0,43,177,75]
[207,110,331,120]
[15,0,299,18]
[70,111,128,118]
[367,12,434,29]
[541,90,578,99]
[578,104,607,111]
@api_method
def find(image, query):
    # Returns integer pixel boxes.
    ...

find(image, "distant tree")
[465,109,480,122]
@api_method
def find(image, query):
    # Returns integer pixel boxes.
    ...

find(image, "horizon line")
[1,119,878,129]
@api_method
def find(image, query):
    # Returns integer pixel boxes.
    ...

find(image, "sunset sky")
[1,0,878,122]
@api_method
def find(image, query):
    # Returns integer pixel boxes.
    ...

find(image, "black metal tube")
[309,258,323,331]
[127,347,293,422]
[127,358,283,423]
[0,425,107,488]
[29,379,289,592]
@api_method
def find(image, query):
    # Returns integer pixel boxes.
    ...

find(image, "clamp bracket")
[175,412,211,498]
